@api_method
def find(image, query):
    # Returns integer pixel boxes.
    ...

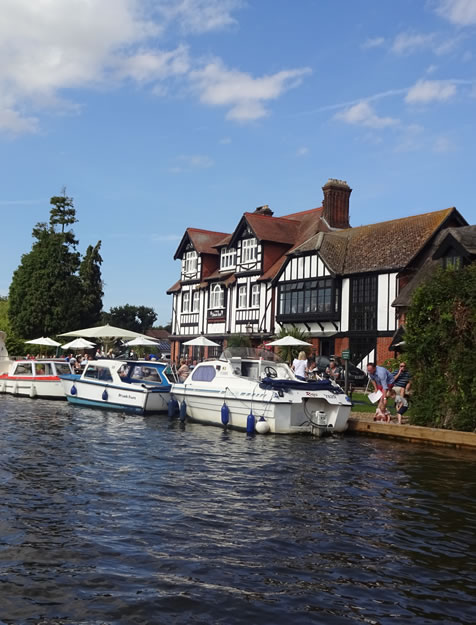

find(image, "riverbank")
[348,412,476,450]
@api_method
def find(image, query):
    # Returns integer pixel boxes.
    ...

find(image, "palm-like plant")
[273,326,312,363]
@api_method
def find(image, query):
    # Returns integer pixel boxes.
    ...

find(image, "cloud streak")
[334,101,399,129]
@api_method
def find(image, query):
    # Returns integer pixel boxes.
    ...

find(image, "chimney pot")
[254,204,273,216]
[322,178,351,229]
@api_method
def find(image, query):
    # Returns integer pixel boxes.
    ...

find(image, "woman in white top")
[292,351,308,381]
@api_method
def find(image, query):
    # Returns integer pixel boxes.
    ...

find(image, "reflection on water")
[0,395,475,624]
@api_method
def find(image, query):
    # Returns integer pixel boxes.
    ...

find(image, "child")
[393,392,409,425]
[374,406,391,422]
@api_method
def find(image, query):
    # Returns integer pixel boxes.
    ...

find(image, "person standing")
[367,363,395,415]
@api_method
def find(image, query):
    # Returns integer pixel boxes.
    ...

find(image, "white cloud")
[362,36,385,49]
[334,101,399,129]
[157,0,243,33]
[169,154,215,173]
[118,46,190,83]
[436,0,476,25]
[405,79,457,103]
[392,32,435,55]
[433,135,456,152]
[296,146,309,156]
[394,124,425,152]
[0,0,309,133]
[190,60,312,121]
[0,0,173,133]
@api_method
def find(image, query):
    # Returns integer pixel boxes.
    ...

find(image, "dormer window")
[241,238,257,263]
[183,251,198,275]
[220,247,236,270]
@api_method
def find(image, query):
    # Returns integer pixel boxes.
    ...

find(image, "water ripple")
[0,395,475,624]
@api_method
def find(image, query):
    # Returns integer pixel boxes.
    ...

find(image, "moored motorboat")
[171,348,352,435]
[60,359,174,414]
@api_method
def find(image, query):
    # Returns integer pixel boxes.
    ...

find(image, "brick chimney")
[322,179,351,229]
[254,204,274,216]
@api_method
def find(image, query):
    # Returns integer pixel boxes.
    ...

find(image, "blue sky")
[1,0,475,325]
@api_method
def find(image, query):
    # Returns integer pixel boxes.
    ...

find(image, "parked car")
[314,355,367,387]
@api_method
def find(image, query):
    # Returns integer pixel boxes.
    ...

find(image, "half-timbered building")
[168,178,467,366]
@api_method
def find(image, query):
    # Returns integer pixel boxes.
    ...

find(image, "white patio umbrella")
[267,336,312,347]
[125,337,160,347]
[25,337,61,347]
[59,324,147,340]
[61,338,96,351]
[183,336,220,347]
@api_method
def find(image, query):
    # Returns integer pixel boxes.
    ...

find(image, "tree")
[80,241,104,326]
[9,223,82,338]
[49,188,77,234]
[103,304,157,333]
[405,263,476,432]
[7,190,100,339]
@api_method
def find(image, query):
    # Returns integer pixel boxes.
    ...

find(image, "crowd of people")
[291,351,342,382]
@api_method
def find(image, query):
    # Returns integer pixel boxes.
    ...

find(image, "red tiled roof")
[188,228,230,255]
[243,212,300,245]
[166,280,181,294]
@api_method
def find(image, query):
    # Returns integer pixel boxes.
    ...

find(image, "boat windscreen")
[221,347,283,363]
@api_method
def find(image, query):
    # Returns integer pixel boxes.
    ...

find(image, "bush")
[405,263,476,431]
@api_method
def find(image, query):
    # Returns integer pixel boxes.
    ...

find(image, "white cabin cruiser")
[171,348,352,435]
[0,332,72,399]
[60,359,174,414]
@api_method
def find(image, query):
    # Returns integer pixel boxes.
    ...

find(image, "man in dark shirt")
[392,362,411,397]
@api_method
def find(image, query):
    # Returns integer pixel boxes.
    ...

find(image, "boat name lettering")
[118,393,137,400]
[305,392,336,400]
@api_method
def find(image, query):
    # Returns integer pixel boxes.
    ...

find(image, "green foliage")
[9,227,82,338]
[103,304,157,333]
[405,263,476,432]
[382,354,404,372]
[274,326,311,363]
[7,192,103,339]
[49,189,77,234]
[0,298,25,356]
[80,241,103,326]
[226,334,252,348]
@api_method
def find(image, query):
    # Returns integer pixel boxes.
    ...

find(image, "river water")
[0,396,475,625]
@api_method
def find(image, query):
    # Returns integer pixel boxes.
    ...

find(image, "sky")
[1,0,475,325]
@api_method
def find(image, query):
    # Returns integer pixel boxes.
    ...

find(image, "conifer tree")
[8,192,82,338]
[79,241,104,326]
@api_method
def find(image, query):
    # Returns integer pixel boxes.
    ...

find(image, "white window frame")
[210,284,224,309]
[183,250,198,274]
[182,291,190,312]
[241,238,257,263]
[192,290,200,312]
[238,285,248,309]
[251,284,260,308]
[220,247,236,270]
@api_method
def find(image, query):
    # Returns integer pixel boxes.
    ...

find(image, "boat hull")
[171,385,351,434]
[61,376,170,415]
[0,375,65,399]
